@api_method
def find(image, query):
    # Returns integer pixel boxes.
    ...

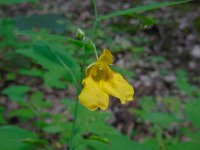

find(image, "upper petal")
[85,49,113,80]
[78,76,109,111]
[98,49,113,65]
[101,70,134,104]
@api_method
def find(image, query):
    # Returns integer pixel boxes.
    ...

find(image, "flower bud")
[76,28,85,40]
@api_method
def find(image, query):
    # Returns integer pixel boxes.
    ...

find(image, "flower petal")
[98,49,113,65]
[79,76,109,111]
[101,70,134,104]
[85,49,113,80]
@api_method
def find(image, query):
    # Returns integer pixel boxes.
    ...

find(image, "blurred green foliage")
[0,0,37,5]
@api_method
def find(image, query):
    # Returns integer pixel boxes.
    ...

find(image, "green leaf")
[0,0,37,5]
[43,71,67,88]
[43,124,68,134]
[131,14,156,28]
[185,99,200,127]
[86,133,146,150]
[17,31,84,47]
[167,141,200,150]
[99,0,191,20]
[2,85,30,101]
[84,38,96,53]
[23,138,48,147]
[18,68,43,77]
[0,126,37,150]
[62,99,146,150]
[30,91,52,109]
[175,69,196,96]
[0,115,6,124]
[163,97,181,113]
[140,139,159,150]
[139,96,155,113]
[17,41,81,87]
[130,46,145,55]
[142,112,179,127]
[6,73,16,80]
[149,56,166,63]
[9,108,35,119]
[0,106,6,124]
[87,135,110,144]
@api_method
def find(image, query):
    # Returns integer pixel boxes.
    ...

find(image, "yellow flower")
[78,49,134,111]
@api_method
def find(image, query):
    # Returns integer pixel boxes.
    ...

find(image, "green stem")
[91,0,99,59]
[69,45,87,150]
[70,86,81,150]
[155,125,164,149]
[49,46,80,150]
[92,0,98,31]
[54,53,79,88]
[93,43,98,60]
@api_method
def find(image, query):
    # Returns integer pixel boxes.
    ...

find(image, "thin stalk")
[93,44,98,60]
[54,54,79,88]
[70,45,88,149]
[50,46,80,150]
[70,86,81,150]
[56,56,79,150]
[92,0,98,31]
[69,45,88,149]
[91,0,99,59]
[155,125,164,150]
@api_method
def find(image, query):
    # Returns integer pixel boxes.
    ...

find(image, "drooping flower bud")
[76,28,85,40]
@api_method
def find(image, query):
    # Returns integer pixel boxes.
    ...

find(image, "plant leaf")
[2,85,30,101]
[185,99,200,127]
[0,126,37,150]
[0,0,37,5]
[17,41,81,87]
[99,0,191,20]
